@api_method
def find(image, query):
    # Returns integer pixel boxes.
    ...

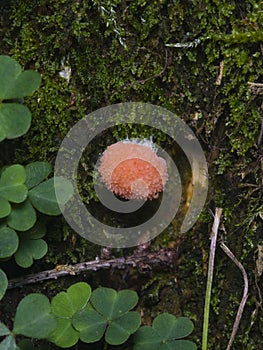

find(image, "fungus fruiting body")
[98,139,168,200]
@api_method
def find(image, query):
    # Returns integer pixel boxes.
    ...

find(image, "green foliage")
[73,287,141,345]
[14,222,48,268]
[0,322,10,336]
[0,56,72,307]
[0,165,28,215]
[13,294,56,338]
[133,313,196,350]
[0,270,8,301]
[0,226,19,259]
[0,1,262,349]
[1,283,192,350]
[0,55,41,141]
[48,282,91,348]
[0,162,68,268]
[25,162,52,189]
[0,335,16,350]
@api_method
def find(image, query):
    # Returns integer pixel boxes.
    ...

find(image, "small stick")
[216,60,224,86]
[220,241,249,350]
[202,207,223,350]
[8,249,178,289]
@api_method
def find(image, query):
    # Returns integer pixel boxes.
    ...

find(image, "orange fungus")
[98,140,168,200]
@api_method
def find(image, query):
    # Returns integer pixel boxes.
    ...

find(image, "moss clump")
[1,0,263,348]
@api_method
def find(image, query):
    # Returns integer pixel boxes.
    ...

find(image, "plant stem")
[202,207,222,350]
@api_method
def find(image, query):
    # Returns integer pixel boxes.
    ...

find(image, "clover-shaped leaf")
[48,282,91,348]
[0,197,11,218]
[73,287,141,345]
[51,282,91,318]
[72,308,106,343]
[0,226,19,259]
[0,56,41,141]
[13,293,56,338]
[0,56,41,99]
[7,198,36,231]
[0,335,16,350]
[0,165,27,204]
[29,177,73,216]
[133,313,197,350]
[105,311,142,345]
[25,162,52,189]
[0,103,31,141]
[14,222,48,268]
[0,322,10,336]
[0,269,8,301]
[91,287,139,319]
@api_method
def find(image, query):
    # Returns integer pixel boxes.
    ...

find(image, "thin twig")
[8,249,178,289]
[220,241,249,350]
[202,207,223,350]
[257,101,263,147]
[216,60,224,86]
[248,82,263,88]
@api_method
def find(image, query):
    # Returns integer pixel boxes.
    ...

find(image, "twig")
[220,241,249,350]
[202,207,223,350]
[248,82,263,88]
[216,60,224,86]
[8,249,178,289]
[257,101,263,147]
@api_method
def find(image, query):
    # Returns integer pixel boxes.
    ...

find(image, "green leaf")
[0,269,8,300]
[0,56,41,99]
[14,225,48,268]
[0,335,16,350]
[0,128,5,142]
[133,314,197,350]
[29,178,73,215]
[0,56,40,142]
[72,308,106,343]
[106,311,141,345]
[91,287,139,319]
[0,103,31,140]
[48,283,91,348]
[0,227,19,258]
[25,162,52,189]
[0,197,11,218]
[13,293,56,338]
[47,318,79,348]
[133,326,161,350]
[73,288,140,345]
[0,165,27,203]
[153,314,194,339]
[7,199,36,231]
[0,322,10,336]
[51,282,91,318]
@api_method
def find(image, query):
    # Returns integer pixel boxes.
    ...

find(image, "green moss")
[1,0,263,348]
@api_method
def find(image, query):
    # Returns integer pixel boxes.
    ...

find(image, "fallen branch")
[8,249,178,289]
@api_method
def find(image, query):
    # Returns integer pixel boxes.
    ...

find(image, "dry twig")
[8,249,178,289]
[220,240,249,350]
